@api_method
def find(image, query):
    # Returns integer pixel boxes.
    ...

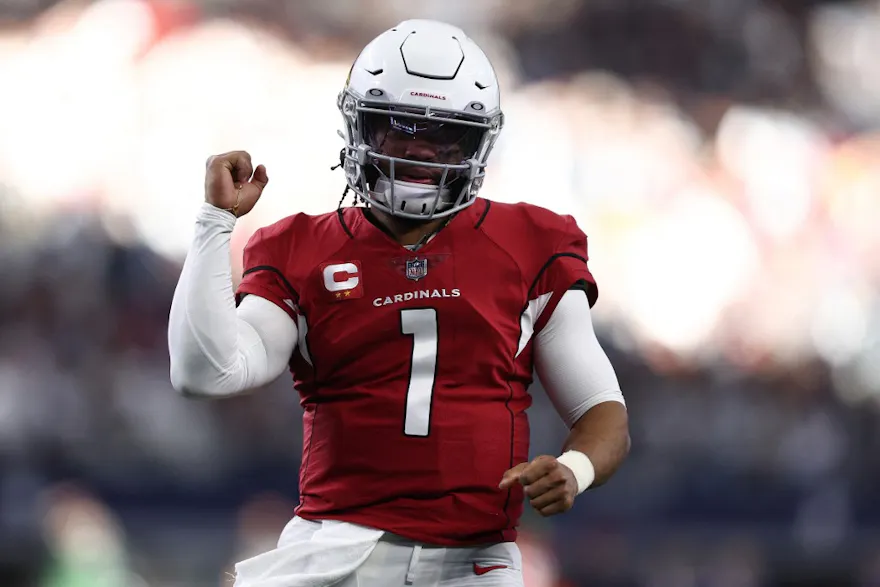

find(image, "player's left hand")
[498,455,578,517]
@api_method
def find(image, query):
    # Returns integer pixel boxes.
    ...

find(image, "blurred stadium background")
[1,0,880,585]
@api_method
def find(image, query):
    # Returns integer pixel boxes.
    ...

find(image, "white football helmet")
[337,19,504,220]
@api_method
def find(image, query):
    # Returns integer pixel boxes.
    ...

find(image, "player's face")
[365,114,482,185]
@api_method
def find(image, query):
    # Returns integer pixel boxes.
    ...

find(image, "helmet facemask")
[338,89,503,220]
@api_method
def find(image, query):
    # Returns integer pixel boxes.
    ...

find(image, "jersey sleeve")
[531,214,598,334]
[236,226,299,322]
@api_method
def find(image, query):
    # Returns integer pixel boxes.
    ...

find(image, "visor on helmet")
[363,108,484,169]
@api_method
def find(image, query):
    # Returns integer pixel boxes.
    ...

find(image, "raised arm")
[168,152,297,397]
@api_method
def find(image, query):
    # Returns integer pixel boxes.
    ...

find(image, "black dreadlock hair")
[331,148,368,209]
[337,185,351,209]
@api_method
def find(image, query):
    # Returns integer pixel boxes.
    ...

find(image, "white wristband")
[557,450,595,495]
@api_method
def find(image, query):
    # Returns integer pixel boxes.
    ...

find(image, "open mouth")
[396,169,441,185]
[398,176,437,184]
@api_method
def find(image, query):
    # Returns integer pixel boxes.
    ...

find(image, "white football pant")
[233,516,524,587]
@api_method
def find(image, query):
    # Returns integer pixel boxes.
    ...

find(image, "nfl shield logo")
[405,258,428,281]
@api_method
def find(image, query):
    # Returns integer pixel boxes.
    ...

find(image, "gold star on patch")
[335,292,342,299]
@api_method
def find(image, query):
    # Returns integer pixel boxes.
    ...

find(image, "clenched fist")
[498,455,578,517]
[204,151,269,217]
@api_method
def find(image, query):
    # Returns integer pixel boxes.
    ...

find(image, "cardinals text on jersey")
[235,198,597,546]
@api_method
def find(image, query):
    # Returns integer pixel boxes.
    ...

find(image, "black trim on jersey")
[240,265,300,302]
[361,208,459,248]
[337,209,354,239]
[362,208,398,240]
[474,199,491,229]
[526,253,588,299]
[570,277,599,307]
[569,278,591,292]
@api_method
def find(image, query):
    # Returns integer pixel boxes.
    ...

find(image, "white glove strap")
[557,450,595,495]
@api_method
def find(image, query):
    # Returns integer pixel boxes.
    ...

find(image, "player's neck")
[366,208,450,248]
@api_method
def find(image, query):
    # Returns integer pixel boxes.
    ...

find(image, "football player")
[168,19,629,587]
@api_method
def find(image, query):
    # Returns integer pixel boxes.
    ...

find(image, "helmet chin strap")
[370,177,453,217]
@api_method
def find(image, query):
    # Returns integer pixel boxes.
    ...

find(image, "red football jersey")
[236,198,597,546]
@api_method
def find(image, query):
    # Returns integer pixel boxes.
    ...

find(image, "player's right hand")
[204,151,269,217]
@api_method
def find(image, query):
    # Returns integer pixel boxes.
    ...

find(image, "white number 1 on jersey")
[400,308,438,437]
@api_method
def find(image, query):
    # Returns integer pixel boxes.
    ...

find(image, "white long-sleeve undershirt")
[167,204,625,424]
[168,204,297,396]
[534,290,625,427]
